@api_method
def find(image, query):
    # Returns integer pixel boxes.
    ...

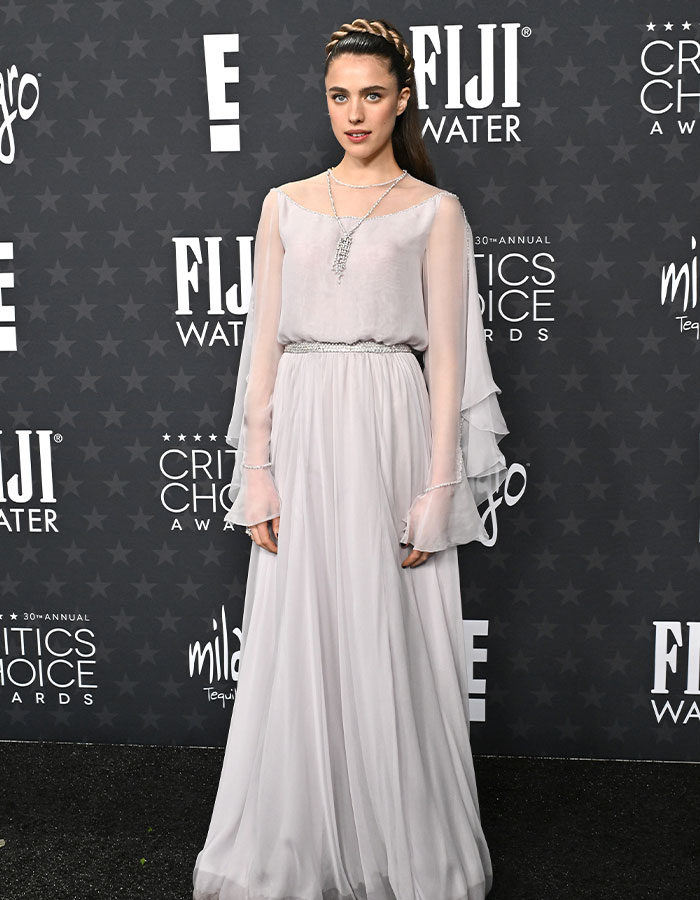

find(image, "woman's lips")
[345,131,371,142]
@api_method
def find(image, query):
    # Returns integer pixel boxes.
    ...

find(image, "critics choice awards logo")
[639,21,700,137]
[159,433,234,529]
[0,613,97,707]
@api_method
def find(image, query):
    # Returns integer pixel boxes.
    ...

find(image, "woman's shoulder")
[273,173,326,203]
[396,176,464,220]
[421,184,469,232]
[399,173,459,201]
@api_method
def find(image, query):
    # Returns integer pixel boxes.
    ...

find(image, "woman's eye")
[331,93,380,102]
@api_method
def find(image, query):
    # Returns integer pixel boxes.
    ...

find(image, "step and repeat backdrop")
[0,3,698,762]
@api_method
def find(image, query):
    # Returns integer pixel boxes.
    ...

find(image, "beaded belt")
[284,339,412,354]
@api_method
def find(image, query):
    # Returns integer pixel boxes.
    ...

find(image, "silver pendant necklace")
[326,167,408,283]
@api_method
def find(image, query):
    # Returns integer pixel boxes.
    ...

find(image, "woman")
[193,17,509,900]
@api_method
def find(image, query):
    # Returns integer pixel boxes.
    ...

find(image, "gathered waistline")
[284,339,413,354]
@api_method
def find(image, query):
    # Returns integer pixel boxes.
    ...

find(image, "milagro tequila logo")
[0,64,40,164]
[0,613,97,706]
[651,621,700,725]
[411,23,527,143]
[188,604,243,707]
[640,24,700,136]
[0,429,59,533]
[159,433,234,529]
[661,234,698,339]
[172,232,253,350]
[479,461,527,547]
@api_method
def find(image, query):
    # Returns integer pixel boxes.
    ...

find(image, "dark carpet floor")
[0,741,697,900]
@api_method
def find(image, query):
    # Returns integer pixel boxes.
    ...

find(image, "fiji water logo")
[0,429,59,532]
[171,231,252,349]
[651,621,700,726]
[411,23,526,143]
[661,234,698,339]
[0,64,40,164]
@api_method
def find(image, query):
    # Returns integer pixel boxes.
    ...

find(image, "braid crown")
[325,18,414,84]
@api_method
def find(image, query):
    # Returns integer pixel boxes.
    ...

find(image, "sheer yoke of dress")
[275,172,445,217]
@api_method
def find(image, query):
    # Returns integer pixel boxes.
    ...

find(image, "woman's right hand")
[249,516,280,553]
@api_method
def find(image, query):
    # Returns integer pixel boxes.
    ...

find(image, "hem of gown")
[193,868,489,900]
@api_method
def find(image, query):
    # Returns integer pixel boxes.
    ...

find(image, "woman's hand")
[400,542,432,568]
[249,516,280,553]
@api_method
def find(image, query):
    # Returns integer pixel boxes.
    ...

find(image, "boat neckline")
[273,186,454,220]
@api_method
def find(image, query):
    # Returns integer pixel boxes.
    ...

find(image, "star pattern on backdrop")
[0,6,698,760]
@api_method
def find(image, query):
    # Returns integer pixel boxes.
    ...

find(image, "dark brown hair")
[325,17,437,186]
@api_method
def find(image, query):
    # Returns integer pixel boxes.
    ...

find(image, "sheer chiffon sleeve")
[224,188,284,528]
[399,192,509,553]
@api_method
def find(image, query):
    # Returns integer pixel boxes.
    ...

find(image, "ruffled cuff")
[400,387,508,553]
[224,463,281,528]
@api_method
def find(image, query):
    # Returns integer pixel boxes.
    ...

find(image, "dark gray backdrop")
[1,3,698,762]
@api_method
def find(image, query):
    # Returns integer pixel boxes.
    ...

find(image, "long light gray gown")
[192,172,509,900]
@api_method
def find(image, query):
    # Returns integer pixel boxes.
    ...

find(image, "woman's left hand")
[400,543,432,568]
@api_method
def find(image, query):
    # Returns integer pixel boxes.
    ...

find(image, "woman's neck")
[329,161,405,186]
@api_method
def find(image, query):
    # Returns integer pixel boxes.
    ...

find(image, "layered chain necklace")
[326,166,408,283]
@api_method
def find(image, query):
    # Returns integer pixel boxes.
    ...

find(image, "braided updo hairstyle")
[325,18,436,186]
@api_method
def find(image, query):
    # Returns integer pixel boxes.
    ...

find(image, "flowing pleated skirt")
[193,346,493,900]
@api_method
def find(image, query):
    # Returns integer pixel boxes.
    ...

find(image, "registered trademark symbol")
[53,433,62,443]
[521,27,531,38]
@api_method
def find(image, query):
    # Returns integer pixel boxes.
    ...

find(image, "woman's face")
[325,54,410,159]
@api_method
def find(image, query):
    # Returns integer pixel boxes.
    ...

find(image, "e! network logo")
[202,33,239,152]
